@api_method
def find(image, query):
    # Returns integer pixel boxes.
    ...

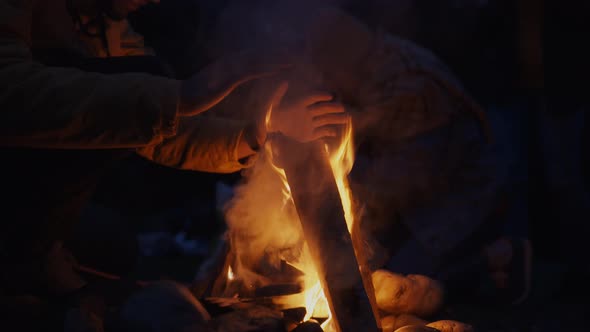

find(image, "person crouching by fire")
[207,2,531,329]
[0,1,351,331]
[303,6,532,316]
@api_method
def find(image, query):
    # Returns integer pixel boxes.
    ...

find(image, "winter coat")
[348,33,502,264]
[0,0,254,170]
[0,0,255,260]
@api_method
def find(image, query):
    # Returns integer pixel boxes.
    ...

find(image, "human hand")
[268,91,351,143]
[178,49,293,117]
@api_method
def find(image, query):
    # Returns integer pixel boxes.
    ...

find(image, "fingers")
[307,102,345,116]
[308,101,350,141]
[312,113,351,127]
[310,112,351,141]
[312,126,339,140]
[300,92,334,106]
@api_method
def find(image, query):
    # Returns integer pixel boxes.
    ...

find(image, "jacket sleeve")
[0,0,180,149]
[136,115,256,174]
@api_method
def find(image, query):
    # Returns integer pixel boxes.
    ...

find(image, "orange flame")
[327,122,356,233]
[270,123,355,332]
[227,265,235,281]
[225,101,356,332]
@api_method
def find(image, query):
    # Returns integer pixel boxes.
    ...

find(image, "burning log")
[293,321,324,332]
[256,283,304,297]
[209,305,285,332]
[272,135,380,332]
[283,307,308,326]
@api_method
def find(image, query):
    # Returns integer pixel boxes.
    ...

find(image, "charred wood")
[255,283,303,297]
[292,320,324,332]
[273,135,379,332]
[282,307,307,325]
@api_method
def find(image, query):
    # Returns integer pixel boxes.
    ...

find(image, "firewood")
[210,305,286,332]
[292,320,324,332]
[274,135,380,332]
[282,307,307,324]
[255,283,303,297]
[257,257,307,284]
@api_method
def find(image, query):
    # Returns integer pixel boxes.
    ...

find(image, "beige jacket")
[0,0,252,173]
[348,33,501,259]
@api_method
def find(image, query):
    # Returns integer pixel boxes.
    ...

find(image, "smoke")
[222,143,305,288]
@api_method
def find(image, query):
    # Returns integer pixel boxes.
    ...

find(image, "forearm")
[137,115,259,173]
[0,43,181,149]
[0,0,180,149]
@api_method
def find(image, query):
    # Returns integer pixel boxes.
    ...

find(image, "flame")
[224,100,356,332]
[268,163,335,329]
[285,254,334,330]
[327,122,356,233]
[227,265,235,281]
[274,122,355,332]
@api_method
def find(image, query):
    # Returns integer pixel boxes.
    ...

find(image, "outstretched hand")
[178,49,293,117]
[268,91,351,142]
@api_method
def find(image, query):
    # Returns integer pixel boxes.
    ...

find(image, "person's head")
[101,0,160,20]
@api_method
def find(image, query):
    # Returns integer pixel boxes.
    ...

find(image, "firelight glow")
[227,265,235,281]
[327,122,356,234]
[223,99,357,332]
[270,120,356,332]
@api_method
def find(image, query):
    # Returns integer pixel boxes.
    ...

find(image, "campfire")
[194,102,381,331]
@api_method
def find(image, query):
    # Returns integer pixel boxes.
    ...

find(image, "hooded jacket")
[0,0,258,261]
[0,0,254,173]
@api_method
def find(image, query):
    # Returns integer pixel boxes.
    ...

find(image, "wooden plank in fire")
[273,135,380,332]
